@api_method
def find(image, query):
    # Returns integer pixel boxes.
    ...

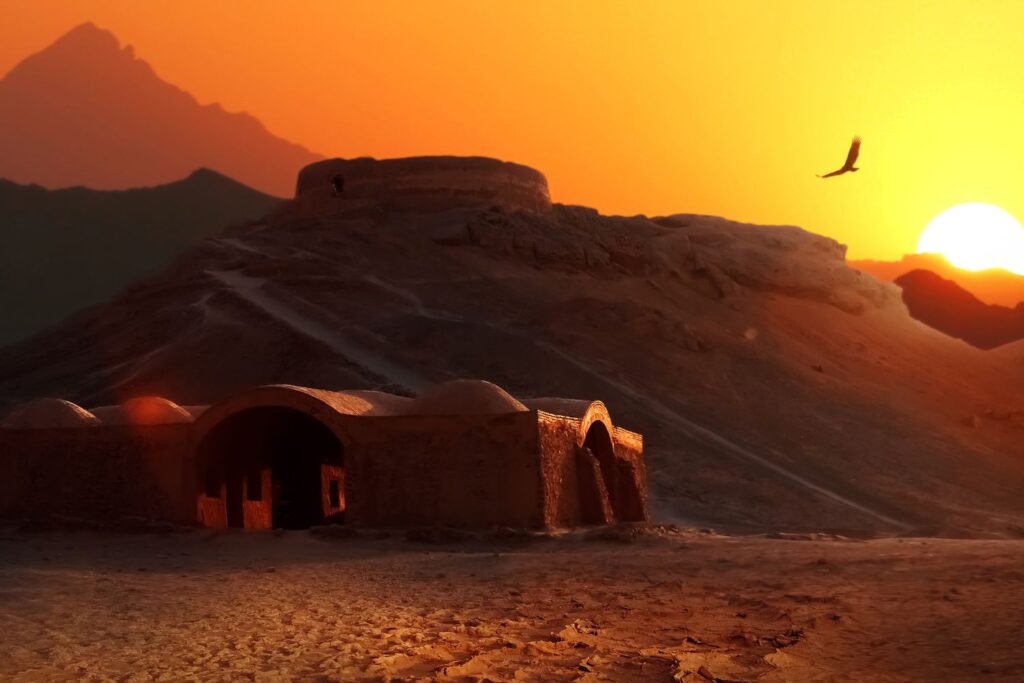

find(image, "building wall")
[538,413,588,528]
[0,403,647,530]
[196,491,227,528]
[242,468,273,529]
[338,411,546,529]
[291,156,552,219]
[321,464,345,522]
[0,424,193,523]
[537,414,649,528]
[613,428,649,522]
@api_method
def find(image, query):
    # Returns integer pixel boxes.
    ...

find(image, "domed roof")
[265,385,412,417]
[409,380,528,416]
[90,396,194,425]
[521,398,597,419]
[338,390,415,416]
[1,398,101,429]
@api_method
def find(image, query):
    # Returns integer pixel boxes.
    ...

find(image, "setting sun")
[917,203,1024,274]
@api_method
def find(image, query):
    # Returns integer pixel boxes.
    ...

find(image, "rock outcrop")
[461,207,898,313]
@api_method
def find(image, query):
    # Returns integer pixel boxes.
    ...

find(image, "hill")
[0,22,320,196]
[3,156,1024,536]
[894,269,1024,349]
[0,168,281,344]
[851,252,1024,307]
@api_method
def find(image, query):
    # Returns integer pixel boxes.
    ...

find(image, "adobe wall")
[538,413,590,528]
[338,411,546,529]
[0,424,193,523]
[290,156,551,219]
[613,428,649,522]
[537,414,649,527]
[0,397,646,531]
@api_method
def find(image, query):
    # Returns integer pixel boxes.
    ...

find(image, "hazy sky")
[2,1,1022,260]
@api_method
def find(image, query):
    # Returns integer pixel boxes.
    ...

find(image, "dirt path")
[208,269,431,392]
[0,528,1021,682]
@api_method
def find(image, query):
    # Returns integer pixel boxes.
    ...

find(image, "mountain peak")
[185,167,229,182]
[32,22,131,65]
[51,22,122,52]
[2,22,137,84]
[0,22,320,195]
[895,268,1024,349]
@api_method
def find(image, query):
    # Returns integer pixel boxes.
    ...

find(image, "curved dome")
[339,390,414,416]
[91,396,194,425]
[183,405,210,419]
[1,398,100,429]
[409,380,528,416]
[267,385,412,417]
[521,398,596,419]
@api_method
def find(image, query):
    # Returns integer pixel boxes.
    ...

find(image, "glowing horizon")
[917,203,1024,275]
[3,1,1024,261]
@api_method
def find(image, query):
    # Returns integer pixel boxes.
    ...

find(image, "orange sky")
[3,1,1024,260]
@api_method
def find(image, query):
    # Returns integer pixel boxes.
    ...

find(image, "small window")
[328,480,341,508]
[246,469,263,501]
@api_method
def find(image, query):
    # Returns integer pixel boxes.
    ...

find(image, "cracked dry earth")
[1,527,1022,682]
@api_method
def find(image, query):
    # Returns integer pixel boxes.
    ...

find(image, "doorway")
[197,407,345,529]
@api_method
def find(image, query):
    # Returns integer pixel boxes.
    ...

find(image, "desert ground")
[1,525,1022,682]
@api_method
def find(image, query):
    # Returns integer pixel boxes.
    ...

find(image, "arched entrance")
[582,420,618,521]
[196,407,345,529]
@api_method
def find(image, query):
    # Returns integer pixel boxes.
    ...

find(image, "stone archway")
[582,420,619,521]
[195,406,345,529]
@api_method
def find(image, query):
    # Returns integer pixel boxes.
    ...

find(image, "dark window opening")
[329,479,341,508]
[246,468,263,501]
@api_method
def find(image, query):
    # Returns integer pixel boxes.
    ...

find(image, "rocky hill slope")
[0,168,280,344]
[0,23,320,196]
[3,156,1024,536]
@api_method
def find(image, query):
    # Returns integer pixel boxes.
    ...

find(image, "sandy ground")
[1,526,1023,682]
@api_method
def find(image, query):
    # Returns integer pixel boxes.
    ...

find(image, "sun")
[917,203,1024,274]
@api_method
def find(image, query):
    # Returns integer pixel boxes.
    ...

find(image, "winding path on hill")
[207,269,431,392]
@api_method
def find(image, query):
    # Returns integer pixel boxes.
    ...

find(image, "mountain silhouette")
[851,252,1024,308]
[0,22,321,195]
[0,168,281,345]
[895,269,1024,349]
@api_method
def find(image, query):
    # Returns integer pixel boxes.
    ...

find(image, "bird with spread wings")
[819,136,861,178]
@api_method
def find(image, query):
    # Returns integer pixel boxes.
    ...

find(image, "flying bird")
[819,136,861,178]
